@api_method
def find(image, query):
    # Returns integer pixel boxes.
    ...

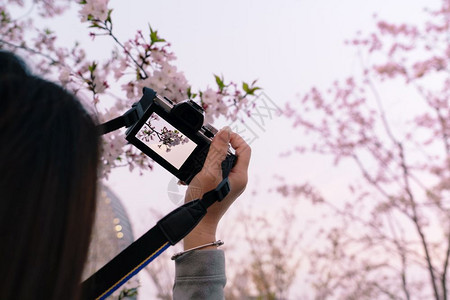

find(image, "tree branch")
[0,39,59,65]
[97,21,149,80]
[398,142,440,299]
[442,231,450,300]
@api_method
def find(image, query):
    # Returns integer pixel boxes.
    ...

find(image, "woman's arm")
[173,127,251,299]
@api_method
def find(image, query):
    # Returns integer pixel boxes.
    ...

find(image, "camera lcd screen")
[136,113,197,169]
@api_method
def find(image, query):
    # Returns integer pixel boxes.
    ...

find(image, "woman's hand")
[183,127,251,250]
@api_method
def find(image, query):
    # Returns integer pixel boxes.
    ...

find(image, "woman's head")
[0,51,99,299]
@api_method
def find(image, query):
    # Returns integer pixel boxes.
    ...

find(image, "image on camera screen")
[136,113,197,169]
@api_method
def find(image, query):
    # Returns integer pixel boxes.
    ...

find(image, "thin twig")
[398,142,440,300]
[0,39,59,64]
[98,21,148,79]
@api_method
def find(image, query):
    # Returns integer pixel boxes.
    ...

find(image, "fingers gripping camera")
[125,88,237,184]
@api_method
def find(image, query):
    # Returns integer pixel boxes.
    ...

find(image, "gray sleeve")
[173,249,226,300]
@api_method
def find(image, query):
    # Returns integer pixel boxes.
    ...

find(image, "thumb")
[202,126,231,174]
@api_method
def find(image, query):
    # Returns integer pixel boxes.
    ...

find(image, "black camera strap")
[97,88,156,135]
[88,87,235,298]
[81,178,231,299]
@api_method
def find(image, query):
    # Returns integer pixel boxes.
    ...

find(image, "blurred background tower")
[83,186,137,299]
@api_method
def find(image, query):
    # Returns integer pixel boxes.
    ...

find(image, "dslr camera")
[121,87,236,184]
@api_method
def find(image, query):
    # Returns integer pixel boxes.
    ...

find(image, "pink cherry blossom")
[0,0,260,177]
[79,0,110,22]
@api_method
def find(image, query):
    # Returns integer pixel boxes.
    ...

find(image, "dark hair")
[0,52,99,299]
[0,50,29,77]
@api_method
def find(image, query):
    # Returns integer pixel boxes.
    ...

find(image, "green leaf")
[247,87,261,95]
[106,9,113,22]
[136,68,142,80]
[149,24,166,45]
[118,284,138,297]
[187,86,192,98]
[242,80,261,95]
[214,74,225,92]
[242,82,249,93]
[88,23,101,29]
[186,87,198,99]
[88,61,97,73]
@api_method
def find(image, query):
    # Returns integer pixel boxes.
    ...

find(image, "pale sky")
[101,1,440,297]
[101,0,440,225]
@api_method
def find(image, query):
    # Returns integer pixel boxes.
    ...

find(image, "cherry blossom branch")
[406,84,450,300]
[400,251,411,300]
[386,212,411,300]
[444,18,450,300]
[0,38,59,65]
[372,282,402,299]
[365,77,399,144]
[346,151,443,291]
[435,108,450,155]
[102,23,149,79]
[414,84,450,156]
[0,38,98,98]
[351,154,395,202]
[363,70,434,201]
[398,142,440,299]
[442,231,450,300]
[300,187,418,266]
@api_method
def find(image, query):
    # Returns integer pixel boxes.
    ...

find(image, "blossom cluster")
[283,2,450,297]
[0,0,260,177]
[79,0,109,22]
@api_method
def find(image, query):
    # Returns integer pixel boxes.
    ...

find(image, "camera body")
[125,87,236,184]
